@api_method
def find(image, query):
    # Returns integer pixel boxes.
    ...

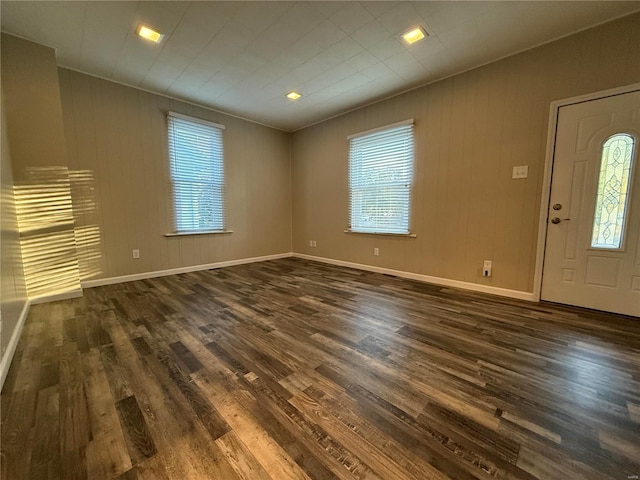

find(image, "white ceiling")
[2,1,639,131]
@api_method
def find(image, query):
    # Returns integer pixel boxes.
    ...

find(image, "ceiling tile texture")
[2,1,639,131]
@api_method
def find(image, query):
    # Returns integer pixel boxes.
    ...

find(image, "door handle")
[551,217,571,224]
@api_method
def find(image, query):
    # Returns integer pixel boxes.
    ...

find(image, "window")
[167,112,225,233]
[591,133,635,249]
[348,120,414,234]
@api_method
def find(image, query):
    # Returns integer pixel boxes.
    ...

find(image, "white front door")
[541,90,640,316]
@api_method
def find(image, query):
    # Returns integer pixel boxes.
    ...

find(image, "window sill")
[165,230,233,237]
[344,230,416,238]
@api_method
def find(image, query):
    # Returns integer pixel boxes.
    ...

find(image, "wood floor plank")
[215,430,274,480]
[155,348,231,441]
[59,342,91,455]
[199,365,342,480]
[315,363,483,480]
[83,350,132,478]
[290,388,420,480]
[192,369,314,480]
[103,311,241,479]
[2,258,639,480]
[29,384,61,479]
[60,447,87,480]
[302,384,451,480]
[115,395,157,464]
[418,401,520,466]
[242,374,376,480]
[1,388,37,479]
[100,344,135,402]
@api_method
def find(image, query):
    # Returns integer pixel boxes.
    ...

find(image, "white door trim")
[533,82,640,302]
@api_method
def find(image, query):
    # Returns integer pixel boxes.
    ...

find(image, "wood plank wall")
[58,69,293,282]
[0,94,28,360]
[291,12,640,293]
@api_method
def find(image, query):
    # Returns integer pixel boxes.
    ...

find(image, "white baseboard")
[83,251,535,301]
[81,252,294,288]
[29,288,84,305]
[293,253,535,301]
[0,299,30,391]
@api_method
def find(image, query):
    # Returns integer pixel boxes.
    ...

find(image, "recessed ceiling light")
[286,91,302,100]
[136,24,164,44]
[402,26,426,45]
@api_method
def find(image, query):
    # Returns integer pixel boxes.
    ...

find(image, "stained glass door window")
[591,133,635,249]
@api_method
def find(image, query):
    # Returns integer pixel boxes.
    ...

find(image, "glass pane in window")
[348,122,414,234]
[591,134,635,249]
[167,113,225,233]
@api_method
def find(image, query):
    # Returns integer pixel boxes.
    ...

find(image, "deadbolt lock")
[552,204,562,210]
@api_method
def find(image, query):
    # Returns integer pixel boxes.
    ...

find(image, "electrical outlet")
[512,165,529,179]
[309,240,313,247]
[132,249,140,259]
[374,247,379,256]
[483,260,492,277]
[312,240,317,247]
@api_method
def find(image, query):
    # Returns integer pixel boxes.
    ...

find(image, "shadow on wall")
[13,166,101,300]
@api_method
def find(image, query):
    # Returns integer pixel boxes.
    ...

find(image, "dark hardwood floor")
[2,258,639,480]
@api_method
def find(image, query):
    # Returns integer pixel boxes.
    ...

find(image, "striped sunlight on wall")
[13,166,101,300]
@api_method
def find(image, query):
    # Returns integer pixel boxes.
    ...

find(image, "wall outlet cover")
[512,165,529,179]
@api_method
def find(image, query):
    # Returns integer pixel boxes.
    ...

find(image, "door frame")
[532,82,640,302]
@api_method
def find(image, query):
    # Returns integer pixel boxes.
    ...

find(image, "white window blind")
[167,112,225,233]
[348,120,414,234]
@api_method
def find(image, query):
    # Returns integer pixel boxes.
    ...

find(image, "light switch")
[512,165,528,179]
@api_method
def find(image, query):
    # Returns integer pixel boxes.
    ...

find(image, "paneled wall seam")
[58,68,293,280]
[289,13,640,293]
